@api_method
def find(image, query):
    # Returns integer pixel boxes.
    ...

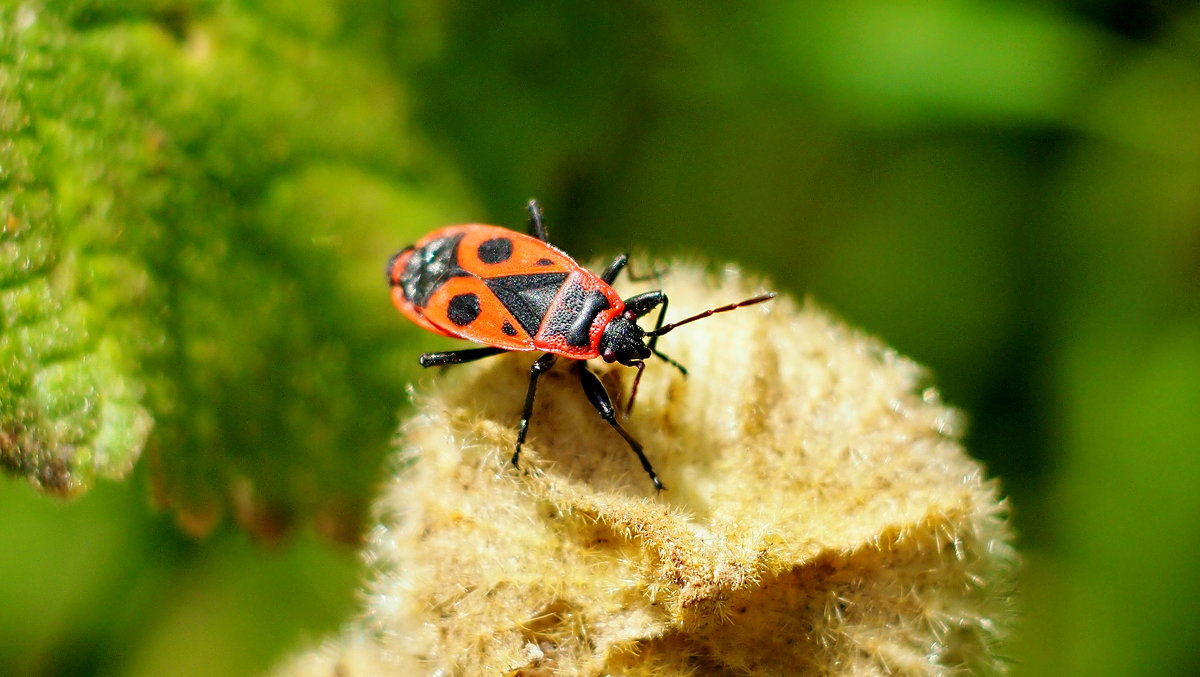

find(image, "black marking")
[535,258,554,266]
[399,233,468,307]
[447,293,481,326]
[386,247,411,285]
[477,237,514,264]
[567,291,611,347]
[544,282,610,348]
[502,321,518,336]
[484,272,569,336]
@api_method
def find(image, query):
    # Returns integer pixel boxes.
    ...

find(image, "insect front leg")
[512,352,558,468]
[575,362,664,491]
[621,292,687,375]
[622,290,666,321]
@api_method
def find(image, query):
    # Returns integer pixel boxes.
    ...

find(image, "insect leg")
[627,292,685,367]
[512,352,558,468]
[649,347,687,375]
[575,363,664,491]
[622,290,665,319]
[622,291,688,377]
[526,199,549,241]
[600,253,629,284]
[648,293,668,336]
[419,346,507,367]
[643,294,687,374]
[625,261,667,283]
[601,254,665,285]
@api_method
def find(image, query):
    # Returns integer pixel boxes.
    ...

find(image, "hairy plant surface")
[275,265,1016,676]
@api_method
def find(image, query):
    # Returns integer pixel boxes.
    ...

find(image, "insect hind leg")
[419,346,507,367]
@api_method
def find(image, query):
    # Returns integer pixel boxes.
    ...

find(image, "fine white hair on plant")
[273,262,1017,677]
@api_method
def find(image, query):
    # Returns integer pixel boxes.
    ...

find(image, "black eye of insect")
[388,199,775,491]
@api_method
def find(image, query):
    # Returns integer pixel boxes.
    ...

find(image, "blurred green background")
[3,1,1199,675]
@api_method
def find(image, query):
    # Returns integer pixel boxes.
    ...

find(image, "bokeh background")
[3,1,1199,675]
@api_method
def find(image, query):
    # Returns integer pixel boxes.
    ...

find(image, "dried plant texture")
[275,264,1016,677]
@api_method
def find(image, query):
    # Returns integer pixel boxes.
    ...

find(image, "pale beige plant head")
[274,263,1016,676]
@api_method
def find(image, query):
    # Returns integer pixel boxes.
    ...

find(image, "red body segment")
[535,269,624,359]
[388,224,624,359]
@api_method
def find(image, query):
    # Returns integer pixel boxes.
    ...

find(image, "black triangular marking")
[484,273,568,336]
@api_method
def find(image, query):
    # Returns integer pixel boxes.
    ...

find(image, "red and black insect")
[387,200,774,490]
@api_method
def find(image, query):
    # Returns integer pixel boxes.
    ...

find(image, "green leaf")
[1,3,472,539]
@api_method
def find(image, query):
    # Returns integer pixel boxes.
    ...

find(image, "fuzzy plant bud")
[274,263,1016,677]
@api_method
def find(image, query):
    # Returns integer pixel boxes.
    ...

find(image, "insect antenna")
[645,292,776,338]
[629,292,774,414]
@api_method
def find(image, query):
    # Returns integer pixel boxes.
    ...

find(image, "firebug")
[387,200,774,490]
